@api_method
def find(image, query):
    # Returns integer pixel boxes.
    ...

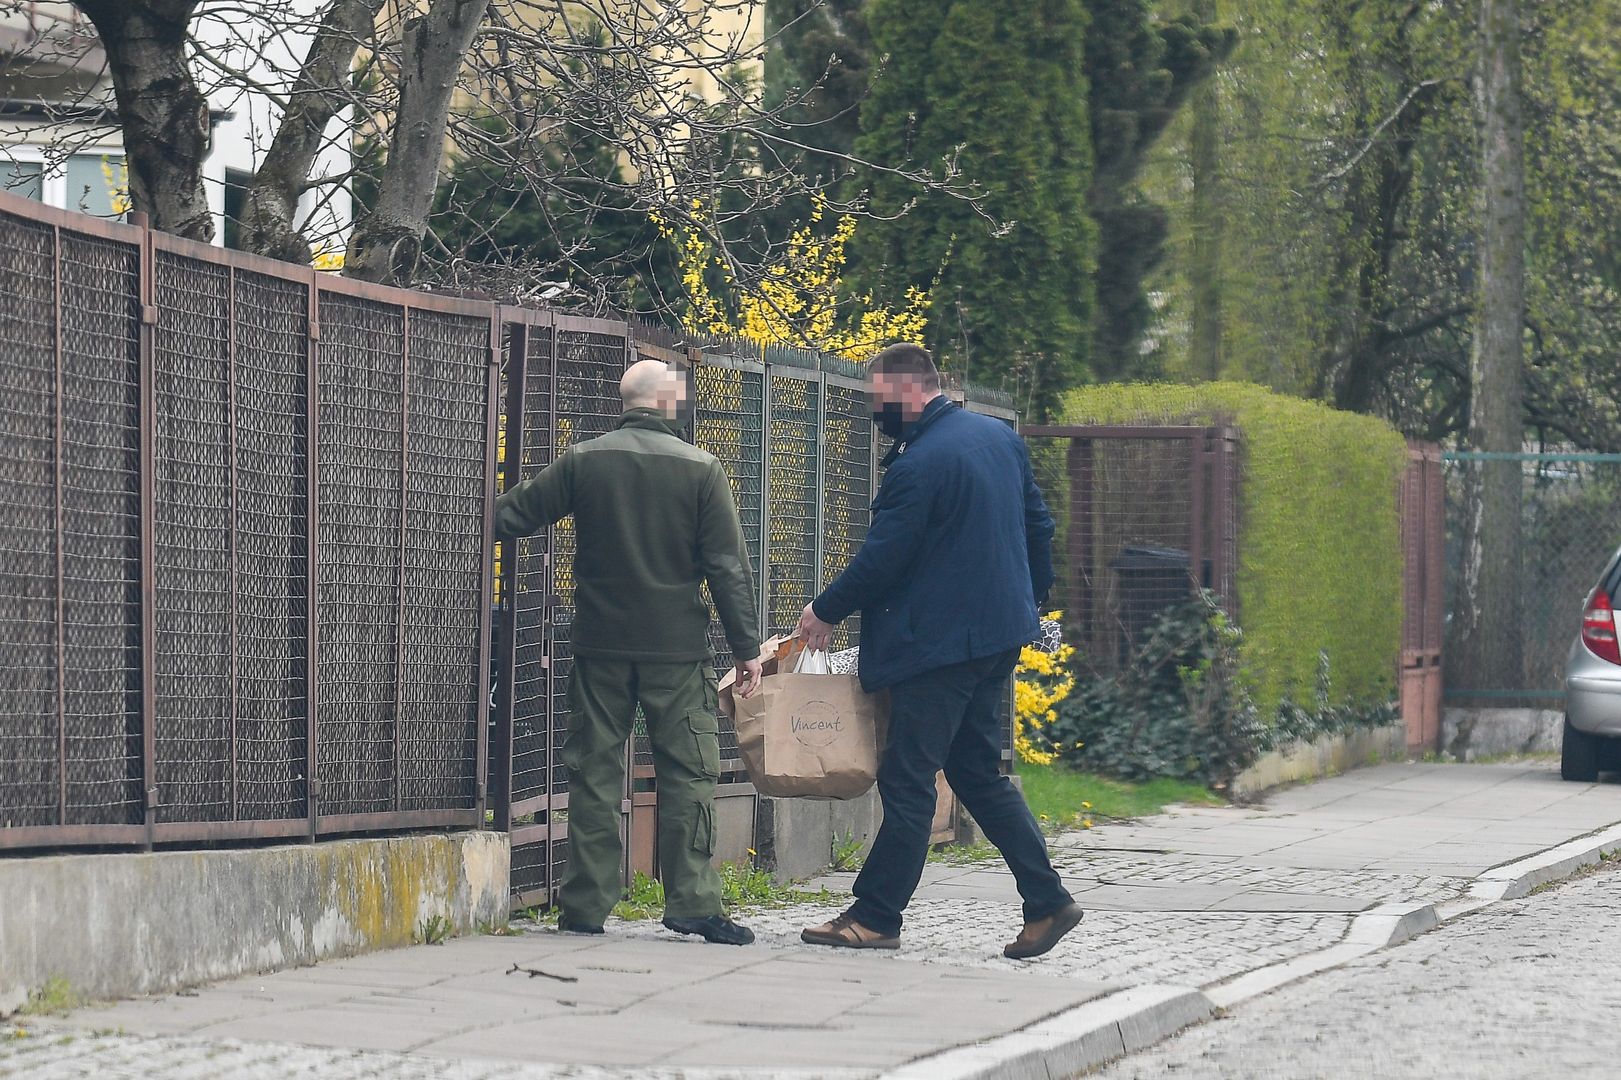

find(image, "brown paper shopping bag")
[719,637,888,800]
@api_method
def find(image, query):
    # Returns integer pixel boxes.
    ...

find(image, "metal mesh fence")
[398,310,490,811]
[1025,430,1237,675]
[0,195,495,850]
[152,252,234,823]
[57,232,144,827]
[694,361,766,766]
[315,294,406,817]
[822,379,872,651]
[767,372,821,635]
[1444,454,1621,705]
[694,362,766,670]
[548,326,628,795]
[0,208,63,828]
[510,325,554,808]
[232,269,309,821]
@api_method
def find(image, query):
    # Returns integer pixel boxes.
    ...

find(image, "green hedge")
[1060,382,1409,713]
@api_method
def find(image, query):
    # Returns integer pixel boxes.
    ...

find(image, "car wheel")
[1561,716,1601,782]
[1600,736,1621,774]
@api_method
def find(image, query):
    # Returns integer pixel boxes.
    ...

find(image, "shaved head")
[621,359,689,419]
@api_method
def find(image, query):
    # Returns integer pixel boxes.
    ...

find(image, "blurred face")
[868,371,937,438]
[652,365,692,422]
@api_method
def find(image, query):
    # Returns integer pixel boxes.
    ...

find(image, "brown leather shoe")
[801,912,900,950]
[1004,903,1085,960]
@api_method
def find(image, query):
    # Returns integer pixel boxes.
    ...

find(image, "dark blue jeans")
[847,649,1073,937]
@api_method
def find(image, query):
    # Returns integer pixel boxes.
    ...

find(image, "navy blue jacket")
[812,397,1055,691]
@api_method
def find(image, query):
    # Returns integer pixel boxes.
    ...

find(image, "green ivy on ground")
[1061,381,1409,714]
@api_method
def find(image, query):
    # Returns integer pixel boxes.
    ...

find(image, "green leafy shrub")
[1061,382,1409,714]
[1037,593,1398,790]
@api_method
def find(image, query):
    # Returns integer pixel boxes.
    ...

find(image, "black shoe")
[662,914,755,946]
[556,918,604,936]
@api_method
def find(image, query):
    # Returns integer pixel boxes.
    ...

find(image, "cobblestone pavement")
[0,1033,854,1080]
[1090,860,1621,1079]
[5,763,1620,1079]
[1046,849,1472,907]
[617,900,1353,988]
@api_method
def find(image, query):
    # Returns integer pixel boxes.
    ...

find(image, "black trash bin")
[1109,545,1192,663]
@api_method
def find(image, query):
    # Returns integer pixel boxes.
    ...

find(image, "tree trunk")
[74,1,212,241]
[241,0,389,264]
[1188,0,1223,381]
[345,0,488,285]
[1453,0,1527,693]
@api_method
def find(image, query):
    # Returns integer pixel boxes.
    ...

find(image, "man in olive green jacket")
[495,360,763,945]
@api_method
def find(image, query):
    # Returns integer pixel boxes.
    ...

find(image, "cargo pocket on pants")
[693,802,715,856]
[687,707,722,781]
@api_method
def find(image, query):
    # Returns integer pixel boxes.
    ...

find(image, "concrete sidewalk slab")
[14,762,1621,1080]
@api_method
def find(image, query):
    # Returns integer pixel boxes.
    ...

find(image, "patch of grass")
[612,863,838,921]
[830,832,866,873]
[416,915,451,946]
[512,904,554,926]
[927,841,1002,866]
[19,978,80,1017]
[613,871,668,921]
[1017,762,1223,830]
[476,919,520,937]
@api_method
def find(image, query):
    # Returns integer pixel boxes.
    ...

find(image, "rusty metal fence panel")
[0,193,495,850]
[1021,426,1241,677]
[233,268,312,822]
[693,355,768,780]
[151,250,235,823]
[694,356,767,675]
[821,373,873,651]
[766,364,822,636]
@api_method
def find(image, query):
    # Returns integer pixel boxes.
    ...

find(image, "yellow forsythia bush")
[1013,612,1076,765]
[653,198,930,357]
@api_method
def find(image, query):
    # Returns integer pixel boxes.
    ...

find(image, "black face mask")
[672,393,695,427]
[873,401,908,440]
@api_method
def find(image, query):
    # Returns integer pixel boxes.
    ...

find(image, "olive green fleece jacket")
[493,409,762,664]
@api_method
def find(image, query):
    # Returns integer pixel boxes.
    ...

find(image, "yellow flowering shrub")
[1014,612,1076,765]
[653,199,930,357]
[312,244,346,272]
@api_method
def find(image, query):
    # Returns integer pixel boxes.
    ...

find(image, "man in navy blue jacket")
[796,344,1083,960]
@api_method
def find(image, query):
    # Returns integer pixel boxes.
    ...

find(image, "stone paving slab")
[7,762,1621,1079]
[46,932,1110,1073]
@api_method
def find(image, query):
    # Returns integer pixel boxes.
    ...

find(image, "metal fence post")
[392,309,412,813]
[475,308,501,826]
[134,212,159,851]
[226,267,240,823]
[304,273,322,842]
[814,370,827,597]
[759,356,773,628]
[490,321,527,832]
[1189,431,1208,593]
[1066,438,1094,648]
[50,224,67,828]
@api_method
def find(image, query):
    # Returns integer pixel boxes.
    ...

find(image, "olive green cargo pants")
[558,657,725,926]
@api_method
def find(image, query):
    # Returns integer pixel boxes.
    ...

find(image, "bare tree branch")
[241,0,388,264]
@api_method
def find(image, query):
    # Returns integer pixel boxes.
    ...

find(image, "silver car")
[1563,546,1621,780]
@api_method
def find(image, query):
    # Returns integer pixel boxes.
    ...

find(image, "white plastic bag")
[792,645,832,675]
